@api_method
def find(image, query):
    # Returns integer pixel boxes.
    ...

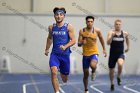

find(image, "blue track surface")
[0,74,140,93]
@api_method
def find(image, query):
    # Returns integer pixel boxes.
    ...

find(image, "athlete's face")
[114,21,122,31]
[86,18,94,28]
[54,12,65,23]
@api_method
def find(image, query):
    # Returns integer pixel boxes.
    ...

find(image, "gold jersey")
[82,28,99,56]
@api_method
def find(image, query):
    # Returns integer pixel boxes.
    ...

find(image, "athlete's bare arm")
[45,25,53,56]
[78,29,84,47]
[60,24,76,50]
[107,31,115,45]
[124,31,130,53]
[96,28,107,57]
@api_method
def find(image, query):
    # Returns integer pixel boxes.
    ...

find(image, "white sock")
[56,91,60,93]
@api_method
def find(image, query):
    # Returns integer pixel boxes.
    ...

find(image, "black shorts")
[108,54,125,68]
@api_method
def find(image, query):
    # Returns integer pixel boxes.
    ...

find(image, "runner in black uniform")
[107,19,130,91]
[109,31,125,68]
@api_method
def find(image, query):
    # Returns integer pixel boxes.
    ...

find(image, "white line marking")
[30,75,40,93]
[0,80,30,84]
[90,82,127,93]
[90,85,104,93]
[23,81,47,93]
[89,83,108,86]
[59,81,81,86]
[59,87,65,93]
[60,81,83,93]
[23,81,66,93]
[23,84,27,93]
[0,80,38,93]
[123,85,140,93]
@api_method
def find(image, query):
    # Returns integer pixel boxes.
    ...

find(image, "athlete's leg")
[51,66,60,93]
[109,68,115,85]
[90,54,98,81]
[59,54,70,83]
[108,55,117,91]
[90,60,97,81]
[83,56,90,92]
[117,58,124,78]
[83,69,89,92]
[117,58,124,85]
[109,68,115,91]
[90,60,97,73]
[49,53,60,93]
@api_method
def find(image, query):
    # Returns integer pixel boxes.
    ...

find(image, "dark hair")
[53,7,66,14]
[85,16,94,21]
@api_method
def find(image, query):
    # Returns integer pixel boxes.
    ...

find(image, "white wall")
[0,14,140,75]
[0,0,140,14]
[108,0,140,14]
[0,0,31,13]
[36,0,105,14]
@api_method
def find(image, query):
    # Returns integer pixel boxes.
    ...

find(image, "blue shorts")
[83,54,98,69]
[108,54,125,68]
[49,53,70,75]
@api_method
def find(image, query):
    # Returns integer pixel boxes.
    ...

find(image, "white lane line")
[90,82,126,93]
[59,82,80,93]
[0,80,36,93]
[60,81,83,93]
[59,81,81,86]
[123,85,140,93]
[90,83,125,93]
[59,87,65,93]
[90,85,104,93]
[23,81,66,93]
[89,79,105,93]
[30,75,40,93]
[89,81,107,93]
[89,83,108,86]
[23,84,27,93]
[23,81,47,93]
[0,81,19,84]
[0,80,31,84]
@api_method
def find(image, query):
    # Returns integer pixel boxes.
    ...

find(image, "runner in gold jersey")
[78,16,107,93]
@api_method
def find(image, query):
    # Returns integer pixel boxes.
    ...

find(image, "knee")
[83,72,89,79]
[90,62,97,69]
[83,75,89,79]
[118,59,124,67]
[109,68,114,73]
[118,63,123,67]
[51,68,58,78]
